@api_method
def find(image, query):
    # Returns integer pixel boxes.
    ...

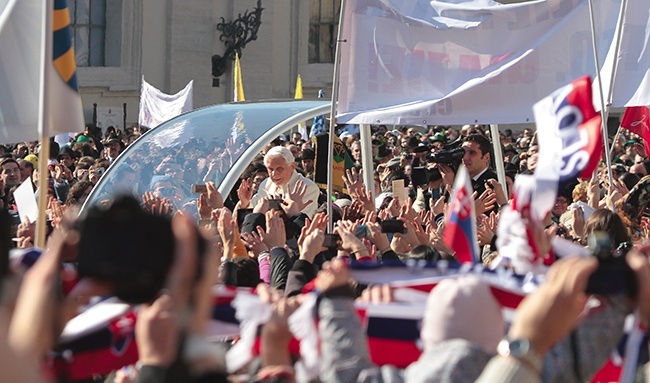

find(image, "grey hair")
[264,146,295,165]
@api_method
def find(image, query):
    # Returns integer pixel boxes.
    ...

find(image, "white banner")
[96,106,124,131]
[597,0,650,108]
[138,77,193,129]
[336,0,622,125]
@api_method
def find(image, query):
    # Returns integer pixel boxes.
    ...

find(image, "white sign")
[14,178,38,224]
[96,106,124,131]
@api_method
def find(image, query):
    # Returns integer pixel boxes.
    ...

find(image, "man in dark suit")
[438,133,497,204]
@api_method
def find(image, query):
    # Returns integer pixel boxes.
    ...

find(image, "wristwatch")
[497,337,543,373]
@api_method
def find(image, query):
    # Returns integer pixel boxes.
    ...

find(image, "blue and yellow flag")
[46,0,85,137]
[0,0,84,143]
[53,0,78,91]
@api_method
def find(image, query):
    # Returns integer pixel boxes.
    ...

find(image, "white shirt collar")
[472,166,489,181]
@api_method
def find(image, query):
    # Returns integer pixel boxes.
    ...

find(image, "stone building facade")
[77,0,338,128]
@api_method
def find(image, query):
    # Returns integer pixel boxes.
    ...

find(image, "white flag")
[0,0,85,144]
[597,0,650,108]
[138,77,193,128]
[335,0,621,125]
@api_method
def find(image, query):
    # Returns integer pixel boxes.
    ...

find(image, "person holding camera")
[438,134,497,198]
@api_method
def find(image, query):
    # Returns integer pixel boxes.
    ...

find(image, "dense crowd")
[0,121,649,382]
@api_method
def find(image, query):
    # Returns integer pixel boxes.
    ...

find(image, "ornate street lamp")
[211,0,263,87]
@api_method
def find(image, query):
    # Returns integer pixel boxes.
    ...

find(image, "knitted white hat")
[420,275,505,353]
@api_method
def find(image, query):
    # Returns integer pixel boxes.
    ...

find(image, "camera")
[585,231,637,297]
[76,196,177,303]
[380,219,406,234]
[268,199,283,210]
[323,233,342,248]
[191,184,207,194]
[429,147,464,165]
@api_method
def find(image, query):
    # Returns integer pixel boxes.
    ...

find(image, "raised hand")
[437,164,455,188]
[142,192,173,215]
[237,178,253,208]
[365,217,391,255]
[48,196,66,229]
[9,230,109,361]
[431,195,446,217]
[205,181,224,209]
[297,212,327,253]
[343,200,365,222]
[587,177,600,209]
[343,168,363,198]
[135,294,179,367]
[217,208,238,258]
[261,210,286,249]
[197,193,212,220]
[299,228,327,263]
[387,198,401,218]
[258,283,303,370]
[16,218,35,242]
[282,180,313,217]
[355,187,375,214]
[398,196,420,225]
[477,216,495,247]
[508,257,597,357]
[429,228,454,256]
[241,230,269,258]
[335,220,369,258]
[474,189,497,216]
[486,179,508,206]
[393,219,420,251]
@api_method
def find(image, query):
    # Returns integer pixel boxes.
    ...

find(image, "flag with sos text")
[532,76,603,223]
[442,165,479,263]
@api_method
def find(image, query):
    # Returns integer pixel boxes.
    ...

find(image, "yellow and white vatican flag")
[295,74,308,139]
[233,52,245,102]
[0,0,84,144]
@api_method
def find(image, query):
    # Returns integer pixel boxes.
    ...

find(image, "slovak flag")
[620,106,650,157]
[531,76,603,223]
[442,165,480,263]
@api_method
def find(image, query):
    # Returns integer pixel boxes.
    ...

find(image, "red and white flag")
[620,106,650,157]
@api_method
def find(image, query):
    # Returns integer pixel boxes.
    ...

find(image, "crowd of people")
[0,120,649,382]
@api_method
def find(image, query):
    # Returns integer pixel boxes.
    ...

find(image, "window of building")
[309,0,341,63]
[70,0,122,68]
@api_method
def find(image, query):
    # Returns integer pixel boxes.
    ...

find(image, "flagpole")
[604,0,628,114]
[588,0,614,186]
[326,0,346,232]
[489,124,508,200]
[35,0,53,248]
[359,124,375,200]
[604,0,628,160]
